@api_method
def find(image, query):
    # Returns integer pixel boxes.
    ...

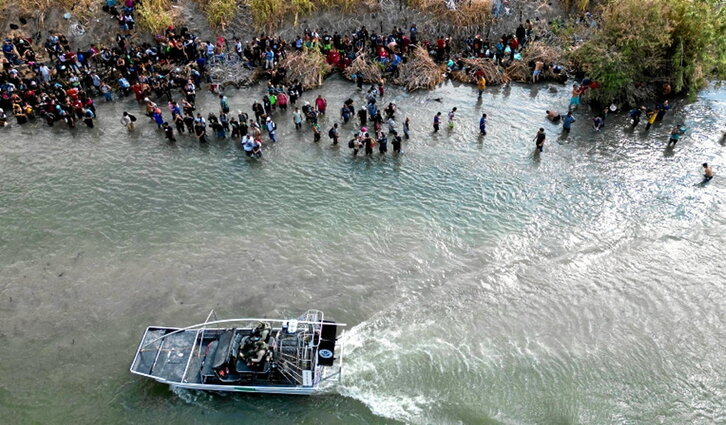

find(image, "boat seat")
[235,357,271,374]
[230,333,243,360]
[201,340,219,378]
[212,331,234,369]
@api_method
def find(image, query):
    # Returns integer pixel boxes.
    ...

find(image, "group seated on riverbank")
[0,0,573,135]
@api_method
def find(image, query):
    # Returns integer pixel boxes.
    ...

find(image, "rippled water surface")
[1,77,725,425]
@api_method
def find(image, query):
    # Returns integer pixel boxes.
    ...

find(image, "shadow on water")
[557,130,571,144]
[663,144,676,157]
[529,85,540,98]
[531,148,542,166]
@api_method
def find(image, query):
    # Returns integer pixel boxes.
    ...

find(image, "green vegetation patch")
[569,0,726,103]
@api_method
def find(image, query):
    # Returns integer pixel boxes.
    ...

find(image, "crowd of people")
[0,2,714,179]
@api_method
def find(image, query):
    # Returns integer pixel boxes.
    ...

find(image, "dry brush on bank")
[343,53,383,83]
[451,57,509,85]
[407,0,492,27]
[394,45,445,91]
[137,0,178,33]
[279,50,333,89]
[246,0,378,31]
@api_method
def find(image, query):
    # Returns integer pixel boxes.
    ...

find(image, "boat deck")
[131,327,201,383]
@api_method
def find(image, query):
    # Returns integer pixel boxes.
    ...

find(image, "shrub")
[568,0,726,102]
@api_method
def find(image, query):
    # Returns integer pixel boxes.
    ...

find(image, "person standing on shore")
[534,128,546,152]
[479,113,487,135]
[702,163,714,182]
[447,107,457,129]
[533,61,544,83]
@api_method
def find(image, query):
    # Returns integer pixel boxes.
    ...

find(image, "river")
[1,76,724,424]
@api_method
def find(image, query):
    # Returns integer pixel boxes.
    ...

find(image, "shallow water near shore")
[1,76,725,425]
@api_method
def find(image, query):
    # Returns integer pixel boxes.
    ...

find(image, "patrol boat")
[130,310,345,395]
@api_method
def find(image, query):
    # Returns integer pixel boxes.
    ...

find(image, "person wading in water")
[534,128,546,152]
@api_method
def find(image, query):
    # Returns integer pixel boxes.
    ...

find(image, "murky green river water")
[1,76,724,424]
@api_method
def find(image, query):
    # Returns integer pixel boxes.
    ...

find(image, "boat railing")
[139,316,346,349]
[180,309,216,383]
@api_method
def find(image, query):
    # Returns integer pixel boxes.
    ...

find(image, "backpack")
[129,114,137,122]
[348,139,355,148]
[328,127,336,138]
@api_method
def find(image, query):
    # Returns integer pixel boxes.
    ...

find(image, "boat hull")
[169,381,318,395]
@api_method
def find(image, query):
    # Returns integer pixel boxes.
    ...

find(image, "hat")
[266,117,271,121]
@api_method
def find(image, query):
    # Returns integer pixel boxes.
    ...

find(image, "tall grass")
[562,0,591,12]
[137,0,176,33]
[196,0,238,28]
[9,0,95,18]
[246,0,366,30]
[407,0,492,28]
